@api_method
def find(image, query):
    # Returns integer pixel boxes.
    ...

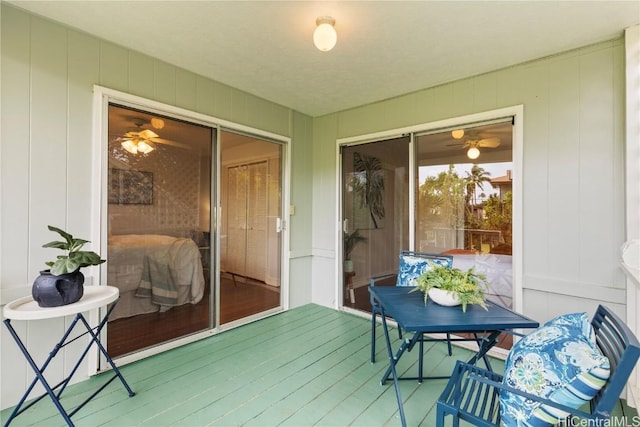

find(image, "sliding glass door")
[219,130,282,324]
[106,103,213,357]
[340,137,410,308]
[104,104,285,359]
[340,119,514,313]
[415,120,514,308]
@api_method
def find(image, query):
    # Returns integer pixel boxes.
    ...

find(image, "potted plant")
[412,261,489,312]
[32,225,105,307]
[343,228,367,272]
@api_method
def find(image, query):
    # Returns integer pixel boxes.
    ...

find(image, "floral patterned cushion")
[396,254,452,287]
[500,313,610,426]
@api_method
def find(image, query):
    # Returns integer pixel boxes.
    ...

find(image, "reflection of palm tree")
[419,165,465,230]
[465,165,492,205]
[353,152,385,228]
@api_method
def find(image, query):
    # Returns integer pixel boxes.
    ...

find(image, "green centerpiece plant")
[412,261,489,312]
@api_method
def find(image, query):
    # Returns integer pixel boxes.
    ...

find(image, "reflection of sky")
[419,162,512,200]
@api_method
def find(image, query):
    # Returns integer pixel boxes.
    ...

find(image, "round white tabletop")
[3,286,119,321]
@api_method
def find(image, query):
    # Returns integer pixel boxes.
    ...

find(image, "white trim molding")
[624,24,640,408]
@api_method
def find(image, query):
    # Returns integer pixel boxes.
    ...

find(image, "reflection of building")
[490,169,512,201]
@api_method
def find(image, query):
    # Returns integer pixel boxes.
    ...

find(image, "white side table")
[3,286,134,426]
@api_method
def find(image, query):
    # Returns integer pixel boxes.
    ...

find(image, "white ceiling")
[8,1,640,117]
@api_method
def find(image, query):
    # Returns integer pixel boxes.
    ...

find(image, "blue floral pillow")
[396,254,452,287]
[500,312,610,426]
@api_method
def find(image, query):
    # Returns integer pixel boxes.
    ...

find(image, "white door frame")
[336,105,524,314]
[91,85,291,371]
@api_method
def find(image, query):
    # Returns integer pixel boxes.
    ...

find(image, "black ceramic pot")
[32,270,85,307]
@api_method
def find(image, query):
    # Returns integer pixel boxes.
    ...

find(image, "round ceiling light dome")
[313,16,337,52]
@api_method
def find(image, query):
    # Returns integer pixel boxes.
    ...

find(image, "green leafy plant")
[344,228,367,260]
[412,261,489,312]
[43,225,105,275]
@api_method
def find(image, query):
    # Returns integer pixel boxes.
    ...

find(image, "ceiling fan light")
[137,140,154,154]
[121,139,138,154]
[467,147,480,160]
[313,16,337,52]
[452,129,465,139]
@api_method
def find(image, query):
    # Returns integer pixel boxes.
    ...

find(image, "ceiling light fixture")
[452,129,465,139]
[120,129,158,154]
[313,16,337,52]
[467,146,480,160]
[121,139,139,154]
[150,117,165,129]
[119,128,159,154]
[121,138,156,154]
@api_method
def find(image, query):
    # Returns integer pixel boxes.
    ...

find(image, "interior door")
[226,165,249,276]
[245,161,268,281]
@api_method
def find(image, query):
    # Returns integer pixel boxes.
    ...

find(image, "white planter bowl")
[428,288,461,307]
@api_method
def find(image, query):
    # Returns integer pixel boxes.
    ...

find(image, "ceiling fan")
[448,129,501,159]
[113,117,189,154]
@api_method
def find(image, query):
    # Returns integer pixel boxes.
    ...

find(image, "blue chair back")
[590,304,640,416]
[396,250,453,287]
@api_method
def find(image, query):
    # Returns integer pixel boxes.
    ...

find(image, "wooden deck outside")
[2,304,636,426]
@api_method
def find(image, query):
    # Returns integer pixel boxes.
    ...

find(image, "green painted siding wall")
[0,4,314,409]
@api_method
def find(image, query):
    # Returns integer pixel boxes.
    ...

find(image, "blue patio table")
[368,285,538,427]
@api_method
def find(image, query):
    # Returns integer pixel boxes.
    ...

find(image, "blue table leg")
[467,330,500,371]
[378,304,407,427]
[3,318,75,426]
[3,298,134,426]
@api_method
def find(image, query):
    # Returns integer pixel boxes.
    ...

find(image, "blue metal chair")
[436,304,640,427]
[369,250,453,363]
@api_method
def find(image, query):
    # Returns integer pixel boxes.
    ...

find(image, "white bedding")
[453,254,512,308]
[107,234,205,320]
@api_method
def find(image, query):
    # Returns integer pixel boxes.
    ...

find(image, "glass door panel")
[415,120,513,309]
[106,104,213,357]
[341,137,410,311]
[219,131,282,324]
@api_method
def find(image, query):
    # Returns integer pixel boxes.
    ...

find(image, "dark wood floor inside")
[108,281,510,358]
[107,276,280,357]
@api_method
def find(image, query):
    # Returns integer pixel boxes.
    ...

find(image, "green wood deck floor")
[2,304,637,426]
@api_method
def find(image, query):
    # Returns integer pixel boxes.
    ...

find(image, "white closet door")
[266,157,281,286]
[226,165,248,276]
[245,161,268,281]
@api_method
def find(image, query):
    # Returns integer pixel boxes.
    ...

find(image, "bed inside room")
[107,233,206,321]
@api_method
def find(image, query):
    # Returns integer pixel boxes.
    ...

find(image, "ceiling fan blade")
[152,137,192,150]
[138,129,159,139]
[477,137,500,148]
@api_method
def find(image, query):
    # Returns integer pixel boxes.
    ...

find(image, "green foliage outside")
[418,164,512,252]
